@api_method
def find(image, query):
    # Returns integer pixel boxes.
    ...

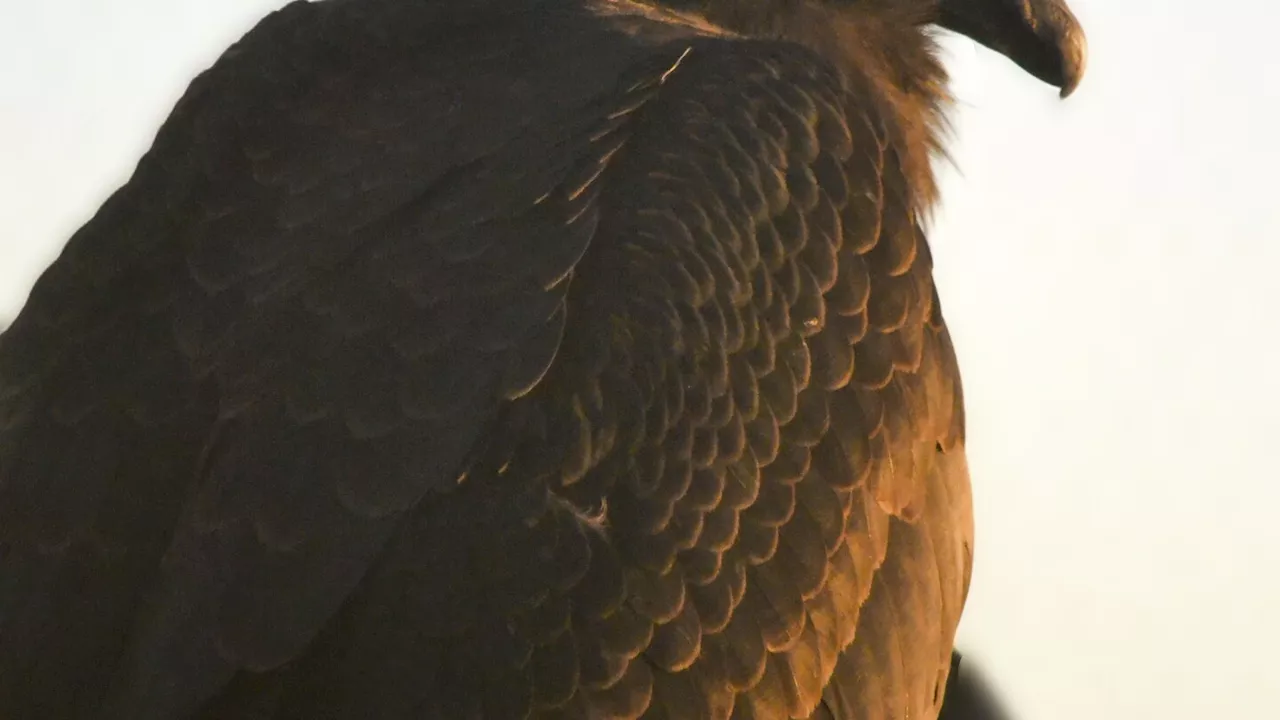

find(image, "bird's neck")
[638,0,951,213]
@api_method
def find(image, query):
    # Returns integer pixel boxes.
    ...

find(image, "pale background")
[2,1,1277,718]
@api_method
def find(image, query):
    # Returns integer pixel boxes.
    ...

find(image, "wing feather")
[0,2,693,716]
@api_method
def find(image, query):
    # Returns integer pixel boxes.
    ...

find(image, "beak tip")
[1057,23,1088,98]
[1058,72,1080,98]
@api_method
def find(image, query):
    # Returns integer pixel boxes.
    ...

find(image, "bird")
[0,0,1084,718]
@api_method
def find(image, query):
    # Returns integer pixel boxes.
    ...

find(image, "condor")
[0,0,1083,717]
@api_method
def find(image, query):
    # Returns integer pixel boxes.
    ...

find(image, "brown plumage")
[0,0,1084,718]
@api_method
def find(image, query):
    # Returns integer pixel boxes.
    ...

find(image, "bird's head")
[932,0,1086,97]
[652,0,1086,208]
[666,0,1086,97]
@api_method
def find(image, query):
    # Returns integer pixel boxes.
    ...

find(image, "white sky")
[2,1,1278,718]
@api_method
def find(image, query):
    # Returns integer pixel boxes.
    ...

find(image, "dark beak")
[937,0,1087,97]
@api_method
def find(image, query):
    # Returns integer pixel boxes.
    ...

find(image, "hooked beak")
[937,0,1087,97]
